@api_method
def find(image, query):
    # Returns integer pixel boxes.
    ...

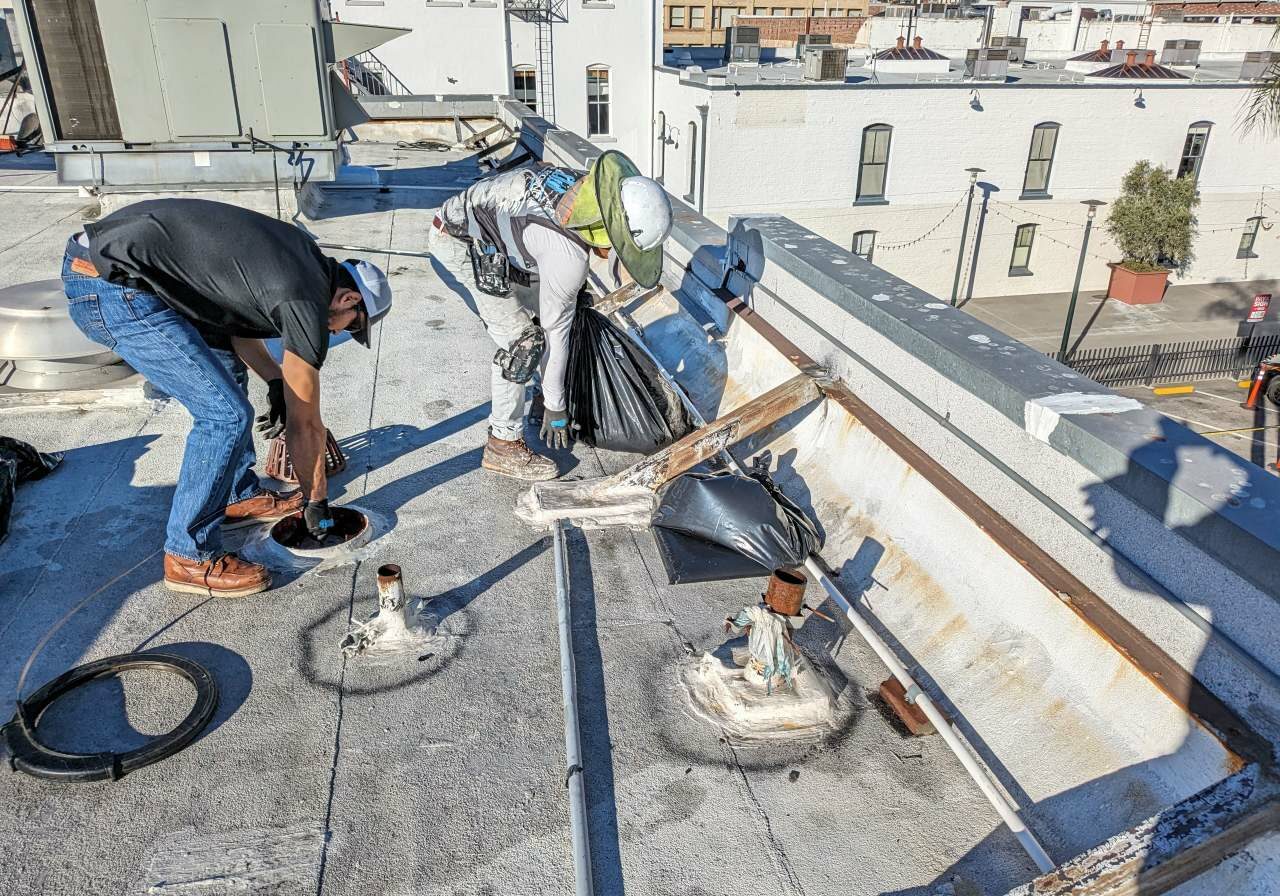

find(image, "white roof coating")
[0,145,1047,895]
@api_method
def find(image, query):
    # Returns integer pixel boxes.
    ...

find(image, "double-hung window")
[513,67,536,112]
[1239,216,1262,259]
[587,66,610,136]
[1178,122,1212,182]
[1009,223,1036,275]
[1021,123,1058,197]
[852,230,876,262]
[856,124,892,202]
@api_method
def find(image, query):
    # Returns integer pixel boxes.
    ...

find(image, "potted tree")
[1104,160,1199,305]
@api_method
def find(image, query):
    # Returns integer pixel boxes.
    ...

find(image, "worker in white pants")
[427,151,673,481]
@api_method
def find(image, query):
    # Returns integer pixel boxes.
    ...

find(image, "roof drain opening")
[681,569,845,743]
[270,506,369,553]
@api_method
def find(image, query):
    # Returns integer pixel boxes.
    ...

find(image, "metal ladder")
[1136,3,1153,48]
[535,18,556,123]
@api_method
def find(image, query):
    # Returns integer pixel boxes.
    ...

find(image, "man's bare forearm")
[286,416,327,500]
[232,337,283,382]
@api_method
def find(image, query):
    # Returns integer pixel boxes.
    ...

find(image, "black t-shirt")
[85,198,338,368]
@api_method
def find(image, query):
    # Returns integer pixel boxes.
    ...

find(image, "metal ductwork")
[0,280,133,391]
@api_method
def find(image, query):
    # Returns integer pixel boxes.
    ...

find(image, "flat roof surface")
[659,52,1252,87]
[0,146,1039,894]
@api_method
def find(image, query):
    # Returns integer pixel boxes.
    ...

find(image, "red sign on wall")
[1247,293,1272,324]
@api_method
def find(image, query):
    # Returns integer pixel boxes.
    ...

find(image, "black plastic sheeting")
[565,301,693,454]
[651,466,821,584]
[0,437,62,545]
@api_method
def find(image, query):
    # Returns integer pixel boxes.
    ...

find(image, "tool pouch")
[467,239,511,298]
[494,323,546,384]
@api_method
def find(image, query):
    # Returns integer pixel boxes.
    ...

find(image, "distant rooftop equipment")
[1241,50,1280,80]
[986,36,1027,64]
[1161,39,1202,67]
[795,33,832,59]
[8,0,407,188]
[724,26,762,64]
[0,280,133,391]
[803,47,849,81]
[965,48,1010,81]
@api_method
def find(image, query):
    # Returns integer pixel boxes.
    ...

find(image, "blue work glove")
[255,378,287,439]
[303,498,335,541]
[540,409,573,450]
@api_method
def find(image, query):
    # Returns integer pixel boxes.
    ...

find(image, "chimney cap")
[1100,39,1109,50]
[912,35,922,48]
[1126,50,1137,65]
[1145,49,1156,64]
[1116,39,1125,48]
[896,35,905,48]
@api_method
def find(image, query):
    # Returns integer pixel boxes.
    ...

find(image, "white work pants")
[428,224,535,441]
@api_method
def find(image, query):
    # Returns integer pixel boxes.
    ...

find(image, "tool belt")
[64,234,154,293]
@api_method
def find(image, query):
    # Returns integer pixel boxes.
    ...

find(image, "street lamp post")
[1058,199,1106,359]
[950,167,985,307]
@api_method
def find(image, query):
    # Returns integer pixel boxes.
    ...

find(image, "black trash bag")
[0,437,62,545]
[564,301,693,454]
[651,465,821,583]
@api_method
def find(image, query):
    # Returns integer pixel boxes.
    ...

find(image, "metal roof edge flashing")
[724,215,1280,599]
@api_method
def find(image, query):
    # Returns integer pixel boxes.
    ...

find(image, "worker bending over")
[62,198,391,598]
[428,150,673,480]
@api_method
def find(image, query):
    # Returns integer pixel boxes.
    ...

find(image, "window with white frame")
[690,6,706,27]
[1009,223,1036,274]
[513,66,536,112]
[856,124,892,202]
[1239,216,1262,259]
[1178,121,1212,182]
[1021,122,1058,197]
[670,6,686,26]
[852,230,876,262]
[587,66,610,136]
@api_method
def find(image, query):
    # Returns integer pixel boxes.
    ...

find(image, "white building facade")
[654,69,1280,299]
[329,0,658,165]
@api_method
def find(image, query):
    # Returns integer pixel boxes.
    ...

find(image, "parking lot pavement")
[1113,378,1280,473]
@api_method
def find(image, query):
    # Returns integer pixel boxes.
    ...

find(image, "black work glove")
[303,498,335,541]
[256,378,287,439]
[540,408,573,450]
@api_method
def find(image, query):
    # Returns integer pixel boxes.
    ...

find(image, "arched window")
[1021,122,1059,197]
[1009,223,1036,275]
[513,66,536,112]
[587,65,610,136]
[852,230,876,262]
[1178,121,1212,182]
[856,124,892,202]
[685,120,698,204]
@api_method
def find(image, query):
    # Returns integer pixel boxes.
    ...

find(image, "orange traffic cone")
[1242,365,1269,410]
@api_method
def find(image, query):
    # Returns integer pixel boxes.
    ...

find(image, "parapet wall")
[497,98,1280,741]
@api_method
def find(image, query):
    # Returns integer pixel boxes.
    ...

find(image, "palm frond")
[1239,63,1280,137]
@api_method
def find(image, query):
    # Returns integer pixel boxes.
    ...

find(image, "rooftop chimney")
[896,35,906,49]
[1145,49,1156,65]
[1126,50,1137,66]
[912,35,922,49]
[1116,39,1125,49]
[1100,39,1109,51]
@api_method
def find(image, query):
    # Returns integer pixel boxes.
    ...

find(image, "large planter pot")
[1106,262,1170,305]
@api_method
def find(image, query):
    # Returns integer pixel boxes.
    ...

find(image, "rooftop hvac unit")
[987,36,1027,64]
[965,48,1009,81]
[803,47,848,81]
[1241,50,1280,80]
[1160,39,1202,66]
[724,26,761,64]
[796,33,832,59]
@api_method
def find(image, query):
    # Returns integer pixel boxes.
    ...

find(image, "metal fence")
[1049,334,1280,387]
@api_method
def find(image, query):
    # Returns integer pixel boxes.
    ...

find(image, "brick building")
[663,0,870,47]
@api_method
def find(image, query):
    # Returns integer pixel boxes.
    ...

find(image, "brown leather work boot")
[223,489,304,530]
[481,432,558,481]
[163,553,272,599]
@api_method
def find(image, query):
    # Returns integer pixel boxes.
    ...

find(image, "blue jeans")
[62,253,263,561]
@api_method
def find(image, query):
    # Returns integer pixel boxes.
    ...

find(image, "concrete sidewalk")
[963,278,1280,354]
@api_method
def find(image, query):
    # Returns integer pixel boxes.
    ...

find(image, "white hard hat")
[619,176,673,252]
[341,259,393,348]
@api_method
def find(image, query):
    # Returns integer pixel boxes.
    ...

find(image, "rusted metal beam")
[462,121,506,149]
[714,290,1271,768]
[611,372,823,491]
[589,281,657,318]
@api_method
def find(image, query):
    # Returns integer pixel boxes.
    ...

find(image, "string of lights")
[986,205,1114,265]
[878,193,968,252]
